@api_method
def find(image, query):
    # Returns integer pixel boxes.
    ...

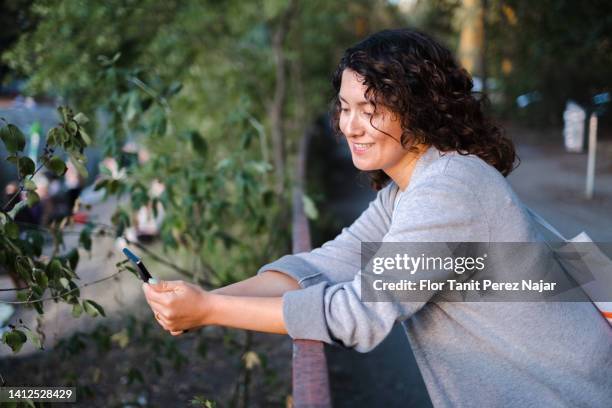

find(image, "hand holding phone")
[122,247,157,284]
[123,247,188,334]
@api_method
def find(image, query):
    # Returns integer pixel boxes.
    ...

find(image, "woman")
[143,29,612,406]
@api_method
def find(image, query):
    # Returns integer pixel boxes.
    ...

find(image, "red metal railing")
[290,132,332,408]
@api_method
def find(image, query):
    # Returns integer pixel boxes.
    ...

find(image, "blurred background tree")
[1,0,403,284]
[487,0,612,125]
[0,1,405,405]
[402,0,612,126]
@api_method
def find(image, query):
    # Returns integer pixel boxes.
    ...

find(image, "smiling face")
[338,69,415,179]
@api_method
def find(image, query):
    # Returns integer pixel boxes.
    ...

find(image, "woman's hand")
[142,280,211,336]
[142,279,287,335]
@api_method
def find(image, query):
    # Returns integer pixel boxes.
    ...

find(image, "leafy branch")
[0,107,101,353]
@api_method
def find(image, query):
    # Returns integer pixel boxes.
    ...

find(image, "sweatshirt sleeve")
[281,174,490,352]
[256,183,395,288]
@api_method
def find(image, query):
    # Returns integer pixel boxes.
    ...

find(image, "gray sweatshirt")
[257,146,612,407]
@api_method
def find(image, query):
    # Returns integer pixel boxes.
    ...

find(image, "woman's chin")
[351,157,378,171]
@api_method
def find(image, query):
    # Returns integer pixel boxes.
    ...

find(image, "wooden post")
[585,113,598,199]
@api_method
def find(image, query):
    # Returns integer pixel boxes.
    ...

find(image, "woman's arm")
[142,280,287,334]
[208,294,286,334]
[254,183,396,288]
[210,270,301,297]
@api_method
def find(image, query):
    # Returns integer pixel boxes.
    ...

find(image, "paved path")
[508,142,612,241]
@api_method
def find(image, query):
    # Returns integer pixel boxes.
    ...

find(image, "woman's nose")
[342,113,364,138]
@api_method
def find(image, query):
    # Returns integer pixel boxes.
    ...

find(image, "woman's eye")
[363,111,373,117]
[340,108,349,113]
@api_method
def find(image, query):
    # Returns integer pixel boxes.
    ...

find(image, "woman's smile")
[351,142,375,154]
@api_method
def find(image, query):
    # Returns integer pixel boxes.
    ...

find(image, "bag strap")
[524,207,569,242]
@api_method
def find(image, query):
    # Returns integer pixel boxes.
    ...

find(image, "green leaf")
[45,156,67,176]
[166,81,183,97]
[7,200,27,220]
[83,299,105,317]
[62,265,78,279]
[94,179,108,191]
[14,256,31,281]
[107,179,122,194]
[262,190,274,207]
[98,163,113,176]
[302,194,318,220]
[59,277,70,289]
[66,121,78,136]
[196,338,208,358]
[26,230,44,257]
[24,179,36,191]
[98,52,121,67]
[79,128,92,145]
[26,191,40,207]
[2,329,27,353]
[46,127,68,146]
[127,367,144,385]
[247,161,272,174]
[5,221,19,239]
[18,157,35,176]
[49,259,63,279]
[45,128,56,145]
[6,154,18,165]
[187,131,207,156]
[58,106,72,123]
[241,130,254,149]
[72,303,83,318]
[23,328,43,350]
[58,127,70,144]
[110,328,130,348]
[125,91,140,122]
[70,155,88,178]
[73,112,89,125]
[65,248,80,270]
[33,268,48,289]
[190,396,217,407]
[79,228,92,251]
[215,158,233,171]
[0,124,26,153]
[151,110,167,136]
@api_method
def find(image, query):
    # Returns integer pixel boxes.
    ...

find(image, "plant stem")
[241,330,253,408]
[0,269,124,305]
[2,161,47,213]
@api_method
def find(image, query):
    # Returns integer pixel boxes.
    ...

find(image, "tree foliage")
[1,5,405,403]
[487,0,612,123]
[0,107,103,354]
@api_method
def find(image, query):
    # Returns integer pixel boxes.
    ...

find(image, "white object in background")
[79,183,106,205]
[563,101,586,152]
[527,208,612,326]
[0,304,14,328]
[585,113,598,199]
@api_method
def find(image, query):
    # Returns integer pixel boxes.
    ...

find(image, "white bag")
[527,208,612,326]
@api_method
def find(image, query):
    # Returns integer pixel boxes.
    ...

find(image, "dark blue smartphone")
[124,247,188,333]
[122,247,155,283]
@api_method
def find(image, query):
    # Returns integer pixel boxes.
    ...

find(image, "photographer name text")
[372,279,557,293]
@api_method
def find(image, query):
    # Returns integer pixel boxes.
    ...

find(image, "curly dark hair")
[330,28,517,191]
